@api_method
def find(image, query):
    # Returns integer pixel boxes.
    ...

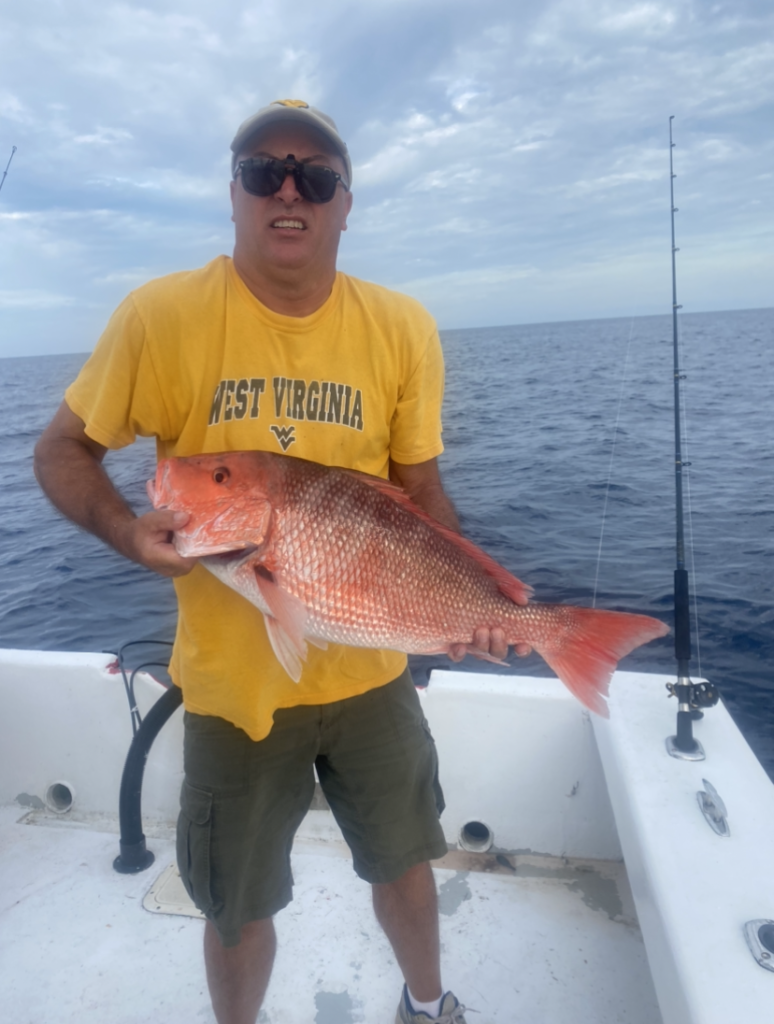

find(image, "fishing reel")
[665,680,720,711]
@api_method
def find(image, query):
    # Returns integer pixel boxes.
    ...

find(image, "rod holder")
[665,679,719,761]
[113,684,183,874]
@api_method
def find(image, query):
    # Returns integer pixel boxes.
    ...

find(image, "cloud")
[0,0,772,357]
[598,2,678,34]
[91,269,155,286]
[73,127,134,147]
[86,168,225,200]
[0,92,32,124]
[0,289,78,309]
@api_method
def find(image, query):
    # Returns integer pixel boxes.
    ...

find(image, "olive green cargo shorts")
[176,669,447,946]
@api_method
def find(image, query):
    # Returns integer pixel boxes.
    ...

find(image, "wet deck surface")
[1,804,662,1024]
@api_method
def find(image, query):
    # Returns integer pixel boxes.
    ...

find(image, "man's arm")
[389,456,460,533]
[389,457,530,662]
[34,401,195,578]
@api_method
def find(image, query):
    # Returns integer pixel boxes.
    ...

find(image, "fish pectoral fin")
[254,568,309,680]
[263,615,305,683]
[307,636,329,651]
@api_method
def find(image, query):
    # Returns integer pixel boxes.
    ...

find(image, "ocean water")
[1,308,772,775]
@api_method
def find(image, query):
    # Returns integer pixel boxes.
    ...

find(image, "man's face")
[230,123,353,279]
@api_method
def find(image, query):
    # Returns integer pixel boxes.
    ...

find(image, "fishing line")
[676,325,703,679]
[592,318,635,608]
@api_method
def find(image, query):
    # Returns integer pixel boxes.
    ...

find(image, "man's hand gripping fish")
[149,451,668,717]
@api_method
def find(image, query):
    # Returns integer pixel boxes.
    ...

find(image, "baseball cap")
[230,99,352,185]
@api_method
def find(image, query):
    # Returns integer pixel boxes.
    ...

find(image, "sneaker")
[395,984,469,1023]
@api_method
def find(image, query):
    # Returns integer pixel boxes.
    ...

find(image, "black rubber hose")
[113,684,183,874]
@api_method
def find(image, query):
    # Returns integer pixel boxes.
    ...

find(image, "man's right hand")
[34,401,197,578]
[114,509,198,578]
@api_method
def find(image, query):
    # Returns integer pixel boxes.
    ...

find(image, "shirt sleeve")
[65,293,172,449]
[389,323,445,465]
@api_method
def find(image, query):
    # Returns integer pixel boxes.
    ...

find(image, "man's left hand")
[448,627,532,663]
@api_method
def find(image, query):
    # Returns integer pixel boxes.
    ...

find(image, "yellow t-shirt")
[65,255,445,740]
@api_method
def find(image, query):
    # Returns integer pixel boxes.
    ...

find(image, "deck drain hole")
[46,782,74,813]
[459,820,493,853]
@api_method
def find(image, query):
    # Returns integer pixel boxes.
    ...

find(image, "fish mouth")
[202,544,260,565]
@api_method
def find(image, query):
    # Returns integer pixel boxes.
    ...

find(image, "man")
[34,100,524,1024]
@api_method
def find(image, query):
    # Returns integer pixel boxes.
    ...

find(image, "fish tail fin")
[535,607,669,717]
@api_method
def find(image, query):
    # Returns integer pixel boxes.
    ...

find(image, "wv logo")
[270,424,296,451]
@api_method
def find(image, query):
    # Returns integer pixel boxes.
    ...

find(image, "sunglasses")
[235,154,349,204]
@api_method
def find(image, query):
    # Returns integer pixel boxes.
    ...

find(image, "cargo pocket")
[177,780,215,915]
[420,718,446,817]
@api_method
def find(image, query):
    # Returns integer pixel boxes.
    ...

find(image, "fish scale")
[287,486,487,645]
[150,450,669,716]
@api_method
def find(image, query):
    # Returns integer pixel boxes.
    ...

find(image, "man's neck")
[232,255,337,318]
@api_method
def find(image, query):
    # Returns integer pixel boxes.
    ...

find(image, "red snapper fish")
[149,451,668,716]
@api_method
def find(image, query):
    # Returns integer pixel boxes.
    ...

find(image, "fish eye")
[212,467,230,485]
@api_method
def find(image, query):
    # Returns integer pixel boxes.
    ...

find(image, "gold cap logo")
[273,99,310,109]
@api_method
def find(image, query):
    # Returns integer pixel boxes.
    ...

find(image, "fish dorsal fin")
[352,473,533,606]
[254,567,309,681]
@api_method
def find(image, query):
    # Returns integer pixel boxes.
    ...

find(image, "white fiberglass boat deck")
[0,810,653,1024]
[2,650,773,1023]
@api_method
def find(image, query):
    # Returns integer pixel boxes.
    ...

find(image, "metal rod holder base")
[113,836,156,874]
[665,735,705,761]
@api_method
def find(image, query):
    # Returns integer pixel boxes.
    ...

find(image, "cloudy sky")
[1,0,772,357]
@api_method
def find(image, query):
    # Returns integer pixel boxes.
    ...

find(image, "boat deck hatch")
[143,862,204,919]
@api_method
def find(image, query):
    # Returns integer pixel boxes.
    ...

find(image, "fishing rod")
[665,116,718,761]
[0,146,16,194]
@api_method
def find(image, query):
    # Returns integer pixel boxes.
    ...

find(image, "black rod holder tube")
[113,684,183,874]
[675,705,698,753]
